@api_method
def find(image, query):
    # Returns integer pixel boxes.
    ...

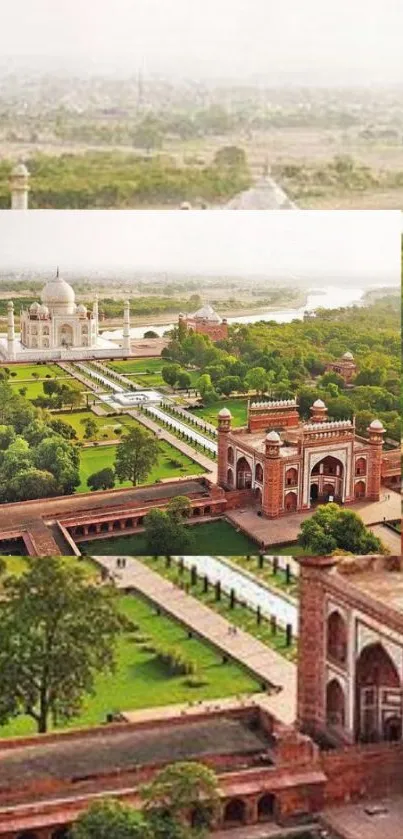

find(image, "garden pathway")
[129,409,217,476]
[94,556,297,724]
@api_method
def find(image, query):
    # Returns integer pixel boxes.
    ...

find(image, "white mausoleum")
[0,271,132,361]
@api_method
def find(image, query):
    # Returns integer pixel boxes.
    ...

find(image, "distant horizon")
[1,0,402,87]
[0,211,400,286]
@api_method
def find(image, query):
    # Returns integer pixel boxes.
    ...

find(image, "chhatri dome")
[41,269,76,315]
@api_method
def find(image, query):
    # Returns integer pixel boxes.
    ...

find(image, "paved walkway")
[370,524,401,554]
[227,491,401,549]
[322,796,403,839]
[129,409,217,477]
[94,556,297,724]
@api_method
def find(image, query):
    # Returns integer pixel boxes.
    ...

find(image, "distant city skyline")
[0,210,400,284]
[1,0,402,86]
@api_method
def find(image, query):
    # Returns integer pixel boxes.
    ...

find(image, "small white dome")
[12,162,29,177]
[369,419,384,430]
[266,430,281,442]
[38,304,49,316]
[218,407,232,418]
[30,301,40,312]
[77,303,87,315]
[313,399,326,408]
[180,201,192,210]
[342,351,354,360]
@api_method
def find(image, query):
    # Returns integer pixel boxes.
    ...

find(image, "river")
[101,285,366,340]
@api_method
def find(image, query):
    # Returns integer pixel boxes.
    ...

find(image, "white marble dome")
[313,399,326,408]
[77,303,87,316]
[41,273,75,314]
[342,351,354,360]
[38,304,49,316]
[29,301,40,313]
[266,430,281,442]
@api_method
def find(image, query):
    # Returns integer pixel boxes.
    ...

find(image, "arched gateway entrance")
[310,456,344,504]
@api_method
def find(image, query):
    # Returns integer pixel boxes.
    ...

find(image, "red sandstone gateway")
[217,397,391,516]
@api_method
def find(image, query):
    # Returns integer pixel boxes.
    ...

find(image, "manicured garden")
[78,440,205,493]
[193,398,248,428]
[52,410,140,442]
[81,519,259,554]
[2,362,65,380]
[10,377,86,402]
[0,590,258,737]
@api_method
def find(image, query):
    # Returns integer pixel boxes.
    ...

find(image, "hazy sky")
[0,211,400,283]
[1,0,402,84]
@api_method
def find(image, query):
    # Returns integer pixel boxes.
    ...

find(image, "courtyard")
[81,518,259,554]
[77,440,205,493]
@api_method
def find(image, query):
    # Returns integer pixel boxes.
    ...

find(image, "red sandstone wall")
[249,409,299,433]
[321,741,403,804]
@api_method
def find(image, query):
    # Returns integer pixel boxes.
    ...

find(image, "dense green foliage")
[0,148,250,208]
[0,557,121,733]
[299,504,383,555]
[163,296,400,440]
[0,376,80,501]
[143,505,194,555]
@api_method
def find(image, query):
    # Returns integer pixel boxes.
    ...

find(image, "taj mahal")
[0,271,132,362]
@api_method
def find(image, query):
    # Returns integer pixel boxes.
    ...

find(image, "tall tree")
[114,426,159,486]
[0,557,122,733]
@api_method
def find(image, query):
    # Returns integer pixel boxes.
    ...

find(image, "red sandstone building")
[326,351,357,384]
[179,304,228,341]
[217,398,385,517]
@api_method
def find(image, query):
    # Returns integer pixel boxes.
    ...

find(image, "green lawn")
[10,380,51,400]
[0,592,258,737]
[194,399,248,428]
[78,440,205,493]
[2,363,65,380]
[105,359,199,390]
[10,378,86,402]
[82,519,259,555]
[106,358,163,375]
[53,410,142,442]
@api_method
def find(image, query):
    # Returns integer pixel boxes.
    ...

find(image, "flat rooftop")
[0,717,271,791]
[336,557,403,615]
[230,430,299,458]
